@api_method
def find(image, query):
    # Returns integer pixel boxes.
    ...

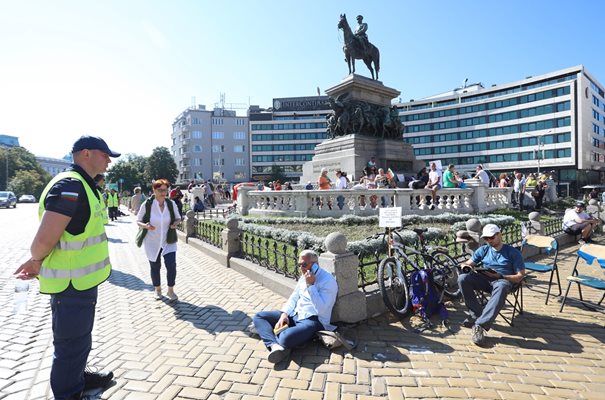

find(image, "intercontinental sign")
[272,96,330,112]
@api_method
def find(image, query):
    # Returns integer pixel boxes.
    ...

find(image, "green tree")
[106,159,143,195]
[269,164,287,183]
[144,147,178,185]
[8,169,48,198]
[1,147,51,195]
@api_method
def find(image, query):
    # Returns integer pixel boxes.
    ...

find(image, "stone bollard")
[185,210,197,239]
[455,218,484,253]
[237,186,254,216]
[319,232,367,323]
[527,211,543,235]
[221,218,241,259]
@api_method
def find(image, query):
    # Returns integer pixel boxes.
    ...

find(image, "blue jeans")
[253,311,324,350]
[50,284,98,399]
[150,249,177,287]
[458,272,512,330]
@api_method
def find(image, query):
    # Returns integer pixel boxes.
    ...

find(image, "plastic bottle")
[14,280,30,315]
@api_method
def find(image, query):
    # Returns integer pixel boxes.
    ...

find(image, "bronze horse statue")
[338,14,380,80]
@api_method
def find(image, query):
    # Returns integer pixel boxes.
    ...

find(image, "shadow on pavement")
[107,237,128,244]
[492,311,605,351]
[168,302,251,334]
[108,268,153,291]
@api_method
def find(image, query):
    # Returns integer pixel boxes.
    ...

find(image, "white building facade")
[172,105,249,184]
[400,65,605,189]
[248,96,331,182]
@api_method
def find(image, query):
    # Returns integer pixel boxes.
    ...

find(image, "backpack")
[410,268,448,323]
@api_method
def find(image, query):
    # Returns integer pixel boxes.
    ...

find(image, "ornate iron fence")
[195,220,223,248]
[240,232,301,279]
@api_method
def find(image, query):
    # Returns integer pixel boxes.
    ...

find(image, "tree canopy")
[144,147,178,185]
[1,147,51,198]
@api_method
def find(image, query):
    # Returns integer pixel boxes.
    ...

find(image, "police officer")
[14,136,119,399]
[107,187,119,221]
[94,174,109,225]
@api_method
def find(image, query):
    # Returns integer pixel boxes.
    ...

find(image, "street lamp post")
[534,136,544,175]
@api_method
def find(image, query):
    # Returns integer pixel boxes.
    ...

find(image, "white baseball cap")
[481,224,501,238]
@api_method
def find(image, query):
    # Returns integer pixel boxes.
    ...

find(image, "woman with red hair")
[136,179,182,301]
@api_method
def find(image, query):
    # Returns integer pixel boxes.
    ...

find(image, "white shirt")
[563,209,590,230]
[137,198,182,261]
[335,176,348,189]
[281,267,338,331]
[428,169,442,186]
[476,169,489,186]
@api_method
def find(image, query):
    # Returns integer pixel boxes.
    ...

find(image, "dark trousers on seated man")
[459,273,513,330]
[253,311,324,350]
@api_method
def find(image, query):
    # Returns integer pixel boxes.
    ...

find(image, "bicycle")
[377,227,461,318]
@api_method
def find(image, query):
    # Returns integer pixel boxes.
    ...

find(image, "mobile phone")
[273,324,288,335]
[311,263,319,275]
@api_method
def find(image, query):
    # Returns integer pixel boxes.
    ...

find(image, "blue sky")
[1,0,604,159]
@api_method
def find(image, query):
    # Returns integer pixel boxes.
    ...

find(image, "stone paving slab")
[1,204,604,399]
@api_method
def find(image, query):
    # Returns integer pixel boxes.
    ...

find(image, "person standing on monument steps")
[14,135,119,399]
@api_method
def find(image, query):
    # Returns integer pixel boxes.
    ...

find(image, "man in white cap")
[458,224,525,346]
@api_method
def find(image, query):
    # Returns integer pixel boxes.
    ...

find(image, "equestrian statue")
[338,14,380,80]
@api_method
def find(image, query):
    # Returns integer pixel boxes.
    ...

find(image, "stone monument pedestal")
[301,134,424,182]
[300,74,425,183]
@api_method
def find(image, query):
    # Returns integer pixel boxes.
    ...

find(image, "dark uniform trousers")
[50,284,98,399]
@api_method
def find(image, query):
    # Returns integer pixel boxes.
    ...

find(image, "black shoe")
[67,392,82,400]
[84,370,114,390]
[462,317,475,328]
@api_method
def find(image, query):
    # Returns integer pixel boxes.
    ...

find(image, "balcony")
[182,153,190,159]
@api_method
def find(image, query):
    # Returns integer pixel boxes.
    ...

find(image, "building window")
[212,118,224,125]
[192,117,201,125]
[213,159,225,166]
[193,145,202,152]
[212,145,225,153]
[212,132,224,139]
[234,145,245,153]
[233,131,246,140]
[193,158,201,166]
[235,158,246,166]
[192,131,202,139]
[235,171,246,179]
[236,119,246,126]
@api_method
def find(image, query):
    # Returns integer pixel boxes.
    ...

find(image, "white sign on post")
[379,207,402,228]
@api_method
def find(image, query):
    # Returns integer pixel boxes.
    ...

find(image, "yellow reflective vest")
[97,188,109,224]
[38,171,111,294]
[107,192,119,207]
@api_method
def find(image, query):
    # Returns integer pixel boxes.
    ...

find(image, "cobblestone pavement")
[1,204,605,399]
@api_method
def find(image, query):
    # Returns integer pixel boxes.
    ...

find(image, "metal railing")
[240,232,302,279]
[195,220,223,248]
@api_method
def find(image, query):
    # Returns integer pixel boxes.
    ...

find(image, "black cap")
[71,136,121,157]
[575,201,586,208]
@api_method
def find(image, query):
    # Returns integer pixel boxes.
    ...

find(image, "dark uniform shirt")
[44,164,100,236]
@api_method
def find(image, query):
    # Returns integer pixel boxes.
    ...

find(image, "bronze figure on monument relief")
[338,14,380,80]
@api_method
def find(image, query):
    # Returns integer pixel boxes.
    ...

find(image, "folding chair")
[560,244,605,312]
[521,235,561,305]
[476,277,525,326]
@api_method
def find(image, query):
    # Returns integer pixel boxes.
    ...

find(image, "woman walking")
[137,179,182,301]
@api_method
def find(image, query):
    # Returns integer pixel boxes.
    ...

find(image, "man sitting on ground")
[252,250,338,363]
[458,224,525,346]
[563,201,599,243]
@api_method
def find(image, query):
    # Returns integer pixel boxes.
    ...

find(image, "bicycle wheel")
[430,250,461,298]
[377,255,416,317]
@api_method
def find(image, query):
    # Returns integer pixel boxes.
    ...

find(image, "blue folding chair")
[560,244,605,312]
[521,235,561,305]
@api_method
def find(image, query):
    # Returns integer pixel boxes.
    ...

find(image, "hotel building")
[399,65,605,189]
[248,96,331,182]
